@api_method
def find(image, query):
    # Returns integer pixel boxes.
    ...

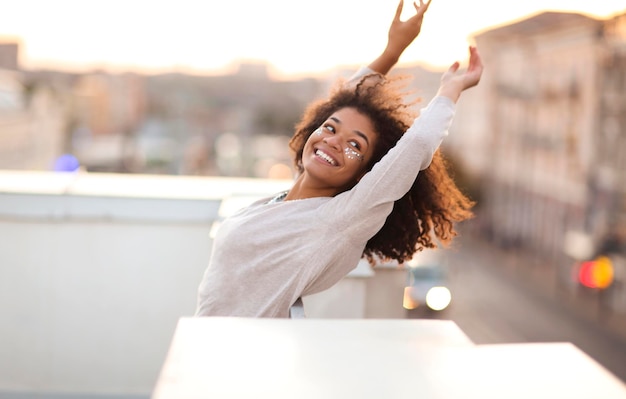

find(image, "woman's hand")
[437,46,484,103]
[386,0,432,59]
[368,0,432,75]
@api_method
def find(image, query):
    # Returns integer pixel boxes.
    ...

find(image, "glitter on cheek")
[314,127,323,136]
[344,147,363,161]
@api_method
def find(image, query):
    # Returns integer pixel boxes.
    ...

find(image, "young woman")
[195,0,483,317]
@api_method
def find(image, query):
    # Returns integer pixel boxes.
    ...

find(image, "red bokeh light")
[578,257,614,289]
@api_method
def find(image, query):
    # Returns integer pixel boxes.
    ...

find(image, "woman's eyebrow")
[329,116,370,145]
[354,131,370,145]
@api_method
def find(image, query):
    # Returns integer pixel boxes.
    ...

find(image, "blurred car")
[403,253,452,314]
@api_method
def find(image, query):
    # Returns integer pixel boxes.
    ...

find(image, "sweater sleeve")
[346,66,377,86]
[322,95,456,241]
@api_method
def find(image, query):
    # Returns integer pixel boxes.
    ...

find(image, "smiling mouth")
[315,149,337,166]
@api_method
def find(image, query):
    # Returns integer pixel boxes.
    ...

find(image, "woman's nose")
[323,135,342,151]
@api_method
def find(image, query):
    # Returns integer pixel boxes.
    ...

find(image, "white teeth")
[315,150,337,165]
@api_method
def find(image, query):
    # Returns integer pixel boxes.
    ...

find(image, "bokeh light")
[578,257,614,289]
[53,154,80,172]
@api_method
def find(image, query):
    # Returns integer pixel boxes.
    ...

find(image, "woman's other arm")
[348,0,431,83]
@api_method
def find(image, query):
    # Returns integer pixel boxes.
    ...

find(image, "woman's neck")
[285,174,338,201]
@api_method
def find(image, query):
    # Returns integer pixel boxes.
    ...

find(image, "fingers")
[413,0,431,15]
[447,47,481,76]
[463,46,483,87]
[448,61,460,74]
[395,0,430,25]
[467,46,484,73]
[468,46,478,60]
[406,0,430,23]
[394,0,404,21]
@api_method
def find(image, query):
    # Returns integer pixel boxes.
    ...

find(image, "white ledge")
[152,317,626,399]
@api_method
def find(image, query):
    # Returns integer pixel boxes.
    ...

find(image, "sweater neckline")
[265,190,334,205]
[266,191,289,204]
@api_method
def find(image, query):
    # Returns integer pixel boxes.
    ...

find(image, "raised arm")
[368,0,432,75]
[333,47,483,234]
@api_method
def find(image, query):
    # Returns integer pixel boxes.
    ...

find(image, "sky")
[1,0,625,78]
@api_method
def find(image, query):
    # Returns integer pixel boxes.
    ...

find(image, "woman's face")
[301,107,378,195]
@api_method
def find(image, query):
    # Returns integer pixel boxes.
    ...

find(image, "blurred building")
[139,68,323,177]
[0,68,66,170]
[596,11,626,239]
[0,42,19,70]
[470,11,626,301]
[71,73,146,172]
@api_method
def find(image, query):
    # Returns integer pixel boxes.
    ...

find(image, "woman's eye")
[323,125,335,133]
[348,140,361,150]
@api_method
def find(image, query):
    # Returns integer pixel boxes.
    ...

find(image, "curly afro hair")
[289,72,475,264]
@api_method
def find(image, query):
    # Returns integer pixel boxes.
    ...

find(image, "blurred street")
[407,235,626,384]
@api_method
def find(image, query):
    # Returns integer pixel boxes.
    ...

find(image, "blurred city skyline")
[1,0,625,79]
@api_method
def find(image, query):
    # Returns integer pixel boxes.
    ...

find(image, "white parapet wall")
[303,260,408,319]
[0,170,290,397]
[0,170,408,398]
